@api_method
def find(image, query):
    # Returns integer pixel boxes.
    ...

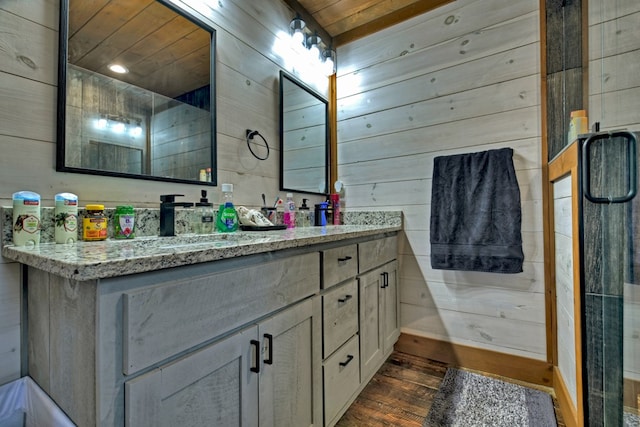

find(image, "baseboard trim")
[396,333,553,387]
[553,366,579,427]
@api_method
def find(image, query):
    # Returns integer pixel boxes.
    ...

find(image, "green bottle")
[216,183,239,232]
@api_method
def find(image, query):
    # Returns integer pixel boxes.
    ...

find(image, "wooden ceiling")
[68,0,210,99]
[287,0,454,46]
[65,0,453,97]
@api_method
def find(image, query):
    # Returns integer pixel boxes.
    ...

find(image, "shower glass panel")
[581,132,639,426]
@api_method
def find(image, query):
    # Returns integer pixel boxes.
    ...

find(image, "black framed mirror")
[57,0,217,185]
[279,71,329,195]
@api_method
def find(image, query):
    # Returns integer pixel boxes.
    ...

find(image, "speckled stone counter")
[1,207,401,281]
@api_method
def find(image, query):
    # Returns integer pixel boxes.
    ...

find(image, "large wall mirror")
[57,0,217,185]
[280,71,329,195]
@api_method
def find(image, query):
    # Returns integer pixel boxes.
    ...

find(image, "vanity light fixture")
[288,14,337,76]
[108,63,129,74]
[289,15,306,46]
[94,114,143,138]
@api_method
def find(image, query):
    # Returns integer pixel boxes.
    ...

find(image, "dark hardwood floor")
[335,351,565,427]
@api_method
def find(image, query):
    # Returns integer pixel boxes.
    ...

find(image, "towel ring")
[245,129,270,160]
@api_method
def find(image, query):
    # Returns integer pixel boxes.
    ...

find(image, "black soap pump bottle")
[194,190,214,234]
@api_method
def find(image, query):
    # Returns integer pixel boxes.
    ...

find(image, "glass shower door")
[581,131,639,426]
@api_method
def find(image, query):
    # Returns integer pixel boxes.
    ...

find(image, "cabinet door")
[358,267,384,382]
[381,261,400,354]
[258,297,322,427]
[125,326,259,427]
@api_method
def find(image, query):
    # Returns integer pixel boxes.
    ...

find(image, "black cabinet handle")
[338,294,353,303]
[250,339,260,373]
[264,334,273,365]
[380,272,388,288]
[337,256,352,262]
[339,354,354,367]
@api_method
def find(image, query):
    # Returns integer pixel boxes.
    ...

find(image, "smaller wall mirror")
[280,71,329,195]
[57,0,217,185]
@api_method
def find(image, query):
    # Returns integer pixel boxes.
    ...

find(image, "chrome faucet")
[160,194,194,236]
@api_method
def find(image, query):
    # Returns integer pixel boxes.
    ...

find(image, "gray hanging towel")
[430,147,524,273]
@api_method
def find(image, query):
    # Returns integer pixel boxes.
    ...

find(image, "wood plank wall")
[0,0,329,386]
[587,0,640,415]
[336,0,546,360]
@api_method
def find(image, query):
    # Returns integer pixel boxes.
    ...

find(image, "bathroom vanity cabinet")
[7,226,400,426]
[321,235,399,427]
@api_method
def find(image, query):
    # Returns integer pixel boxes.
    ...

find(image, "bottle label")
[117,214,135,238]
[83,217,108,240]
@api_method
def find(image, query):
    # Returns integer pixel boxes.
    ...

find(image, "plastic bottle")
[216,183,239,232]
[298,198,311,227]
[568,110,588,143]
[194,190,214,234]
[54,192,78,243]
[114,205,135,239]
[330,193,340,225]
[284,193,296,229]
[12,191,41,246]
[83,204,108,241]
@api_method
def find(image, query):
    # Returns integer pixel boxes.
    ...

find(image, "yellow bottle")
[568,110,588,143]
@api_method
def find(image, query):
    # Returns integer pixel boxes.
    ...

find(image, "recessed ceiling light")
[108,64,129,74]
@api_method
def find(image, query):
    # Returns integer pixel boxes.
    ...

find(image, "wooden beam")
[328,73,338,188]
[334,0,454,47]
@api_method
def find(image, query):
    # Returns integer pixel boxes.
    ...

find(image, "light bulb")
[112,122,125,133]
[96,118,108,129]
[130,126,142,137]
[292,30,304,46]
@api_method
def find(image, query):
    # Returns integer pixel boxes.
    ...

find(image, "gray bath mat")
[424,368,557,427]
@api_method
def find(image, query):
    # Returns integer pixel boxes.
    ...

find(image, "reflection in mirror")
[57,0,216,184]
[279,71,329,195]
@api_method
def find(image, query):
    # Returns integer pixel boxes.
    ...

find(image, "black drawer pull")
[380,272,388,288]
[338,294,353,303]
[339,354,354,367]
[337,256,352,262]
[250,339,260,373]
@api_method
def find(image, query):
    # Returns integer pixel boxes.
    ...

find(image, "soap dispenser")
[216,183,239,232]
[298,198,311,227]
[194,190,214,234]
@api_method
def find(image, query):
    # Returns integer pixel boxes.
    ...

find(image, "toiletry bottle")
[330,193,340,225]
[284,193,296,229]
[195,190,214,234]
[216,183,239,232]
[298,198,311,227]
[54,192,78,244]
[314,201,329,226]
[568,110,588,143]
[12,191,41,246]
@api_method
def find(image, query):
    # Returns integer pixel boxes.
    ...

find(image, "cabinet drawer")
[122,252,319,375]
[358,236,397,273]
[322,244,358,289]
[322,279,358,358]
[323,335,360,425]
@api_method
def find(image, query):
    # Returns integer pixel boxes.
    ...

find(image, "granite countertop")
[2,220,401,281]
